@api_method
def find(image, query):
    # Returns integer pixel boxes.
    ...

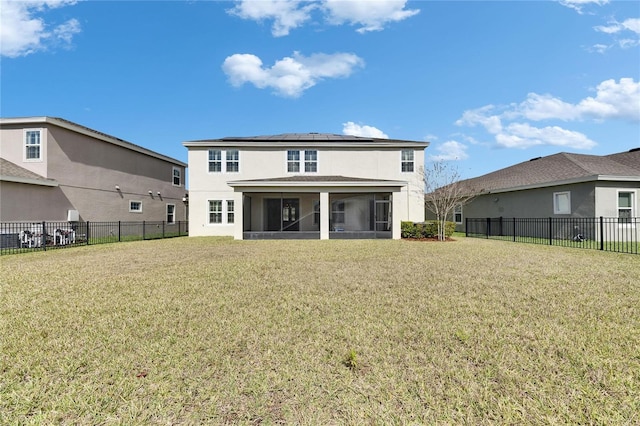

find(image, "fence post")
[599,216,604,251]
[162,221,165,238]
[42,221,47,251]
[465,218,468,237]
[486,217,490,239]
[143,221,146,240]
[513,217,516,242]
[118,221,121,242]
[86,221,90,245]
[548,217,552,246]
[499,216,503,236]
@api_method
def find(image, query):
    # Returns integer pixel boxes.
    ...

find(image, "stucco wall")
[187,146,425,237]
[1,121,187,223]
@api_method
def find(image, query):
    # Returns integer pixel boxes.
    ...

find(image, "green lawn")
[2,237,639,424]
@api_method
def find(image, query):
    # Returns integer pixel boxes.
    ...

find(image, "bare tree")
[420,161,481,241]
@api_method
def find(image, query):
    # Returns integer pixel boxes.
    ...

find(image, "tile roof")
[461,149,640,193]
[0,158,58,185]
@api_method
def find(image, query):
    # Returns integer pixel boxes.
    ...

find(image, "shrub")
[401,221,456,239]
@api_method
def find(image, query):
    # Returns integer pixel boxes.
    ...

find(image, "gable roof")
[184,133,429,149]
[462,149,640,194]
[0,158,58,187]
[0,117,187,167]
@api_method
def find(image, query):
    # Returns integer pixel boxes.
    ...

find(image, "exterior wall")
[594,183,639,217]
[188,146,425,237]
[0,182,72,221]
[1,120,187,223]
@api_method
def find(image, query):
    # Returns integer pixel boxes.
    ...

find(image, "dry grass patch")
[1,237,639,424]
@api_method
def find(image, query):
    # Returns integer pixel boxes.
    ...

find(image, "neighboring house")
[444,149,640,235]
[184,133,429,239]
[0,117,188,224]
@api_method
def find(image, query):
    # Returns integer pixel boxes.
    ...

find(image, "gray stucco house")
[0,117,188,224]
[446,149,639,239]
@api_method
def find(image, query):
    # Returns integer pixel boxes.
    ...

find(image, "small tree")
[421,161,480,241]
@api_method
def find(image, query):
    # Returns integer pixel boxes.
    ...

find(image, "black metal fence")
[0,221,189,255]
[466,217,639,255]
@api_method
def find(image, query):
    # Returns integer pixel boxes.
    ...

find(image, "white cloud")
[455,105,503,134]
[322,0,419,33]
[222,51,364,98]
[428,140,469,161]
[456,78,639,150]
[496,123,596,150]
[342,122,388,138]
[0,0,81,58]
[227,0,316,37]
[558,0,609,14]
[595,18,640,35]
[228,0,419,36]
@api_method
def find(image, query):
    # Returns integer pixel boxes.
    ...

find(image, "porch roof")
[227,175,407,189]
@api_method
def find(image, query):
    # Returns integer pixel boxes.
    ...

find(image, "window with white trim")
[226,150,239,172]
[618,191,634,224]
[401,149,414,172]
[227,200,235,224]
[208,200,235,224]
[129,201,142,213]
[287,150,300,172]
[24,129,42,161]
[454,205,463,224]
[209,200,222,224]
[167,204,176,223]
[553,191,571,214]
[208,149,239,173]
[172,167,181,186]
[287,150,317,173]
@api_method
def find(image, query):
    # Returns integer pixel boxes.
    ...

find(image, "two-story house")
[0,117,188,224]
[184,133,429,240]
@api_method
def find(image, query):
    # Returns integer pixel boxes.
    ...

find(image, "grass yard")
[2,237,639,424]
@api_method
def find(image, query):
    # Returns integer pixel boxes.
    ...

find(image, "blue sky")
[2,0,639,181]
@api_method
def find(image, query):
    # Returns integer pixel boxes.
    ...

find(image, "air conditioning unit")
[67,210,79,222]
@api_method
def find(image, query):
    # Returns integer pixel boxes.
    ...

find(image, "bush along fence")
[466,217,638,255]
[0,221,189,255]
[401,221,457,239]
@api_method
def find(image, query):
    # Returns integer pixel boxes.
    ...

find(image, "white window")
[287,150,300,173]
[305,150,317,172]
[226,150,239,172]
[454,205,463,224]
[401,149,414,172]
[172,167,181,186]
[618,191,634,224]
[227,200,235,224]
[209,200,222,224]
[287,150,317,173]
[208,200,235,224]
[209,149,239,173]
[167,204,175,224]
[129,201,142,213]
[24,129,42,161]
[553,191,571,214]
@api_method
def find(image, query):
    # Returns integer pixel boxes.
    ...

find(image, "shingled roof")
[461,149,640,193]
[0,158,58,186]
[184,133,429,148]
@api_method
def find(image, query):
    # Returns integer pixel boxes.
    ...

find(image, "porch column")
[320,191,329,240]
[392,192,401,239]
[234,192,244,240]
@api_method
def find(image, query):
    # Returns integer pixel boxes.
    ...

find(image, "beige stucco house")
[184,133,429,240]
[0,117,188,224]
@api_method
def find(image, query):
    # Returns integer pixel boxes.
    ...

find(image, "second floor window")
[401,149,414,172]
[287,150,317,173]
[25,129,42,161]
[209,149,239,173]
[173,167,181,186]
